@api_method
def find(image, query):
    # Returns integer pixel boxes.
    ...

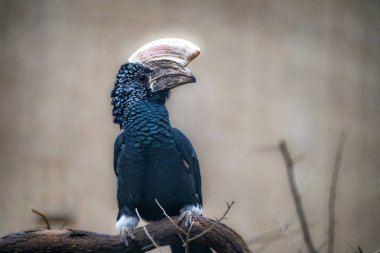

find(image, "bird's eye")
[138,74,148,83]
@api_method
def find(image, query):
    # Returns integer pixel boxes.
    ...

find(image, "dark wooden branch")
[328,132,346,253]
[0,216,251,253]
[279,141,317,253]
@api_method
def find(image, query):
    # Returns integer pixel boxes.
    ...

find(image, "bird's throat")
[122,102,175,154]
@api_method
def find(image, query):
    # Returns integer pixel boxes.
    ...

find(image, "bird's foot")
[179,209,194,229]
[116,214,139,247]
[120,225,135,247]
[179,204,203,229]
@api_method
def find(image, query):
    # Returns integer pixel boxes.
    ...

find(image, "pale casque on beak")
[128,38,200,92]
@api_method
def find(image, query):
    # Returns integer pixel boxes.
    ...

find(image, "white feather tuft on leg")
[115,215,139,230]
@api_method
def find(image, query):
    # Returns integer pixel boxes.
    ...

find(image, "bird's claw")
[120,225,135,247]
[179,210,194,229]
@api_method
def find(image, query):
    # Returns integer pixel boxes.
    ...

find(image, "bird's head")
[111,38,200,127]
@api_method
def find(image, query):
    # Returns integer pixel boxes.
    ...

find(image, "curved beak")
[128,38,200,92]
[146,60,196,92]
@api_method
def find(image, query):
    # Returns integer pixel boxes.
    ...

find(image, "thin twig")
[328,132,346,253]
[155,199,235,252]
[31,208,51,230]
[178,233,186,245]
[184,220,194,253]
[279,141,317,253]
[155,198,186,246]
[188,201,235,243]
[135,208,161,252]
[155,199,187,234]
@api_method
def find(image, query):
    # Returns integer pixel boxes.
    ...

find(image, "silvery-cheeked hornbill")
[111,38,210,253]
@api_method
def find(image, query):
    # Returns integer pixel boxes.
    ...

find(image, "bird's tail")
[170,242,212,253]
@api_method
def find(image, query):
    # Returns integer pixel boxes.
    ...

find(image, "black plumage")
[111,61,210,253]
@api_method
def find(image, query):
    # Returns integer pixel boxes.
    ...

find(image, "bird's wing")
[113,133,125,176]
[172,128,203,205]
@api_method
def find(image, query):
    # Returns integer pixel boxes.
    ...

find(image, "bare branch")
[0,215,251,253]
[31,208,51,230]
[279,141,317,253]
[328,132,346,253]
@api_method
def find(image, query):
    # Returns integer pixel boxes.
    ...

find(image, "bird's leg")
[179,204,203,229]
[116,214,139,247]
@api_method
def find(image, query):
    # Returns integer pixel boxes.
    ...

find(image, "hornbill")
[111,38,210,253]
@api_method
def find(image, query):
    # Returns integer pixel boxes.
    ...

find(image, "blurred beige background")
[0,0,379,252]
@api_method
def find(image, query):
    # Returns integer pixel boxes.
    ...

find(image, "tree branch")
[279,140,317,253]
[0,216,251,253]
[328,132,346,253]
